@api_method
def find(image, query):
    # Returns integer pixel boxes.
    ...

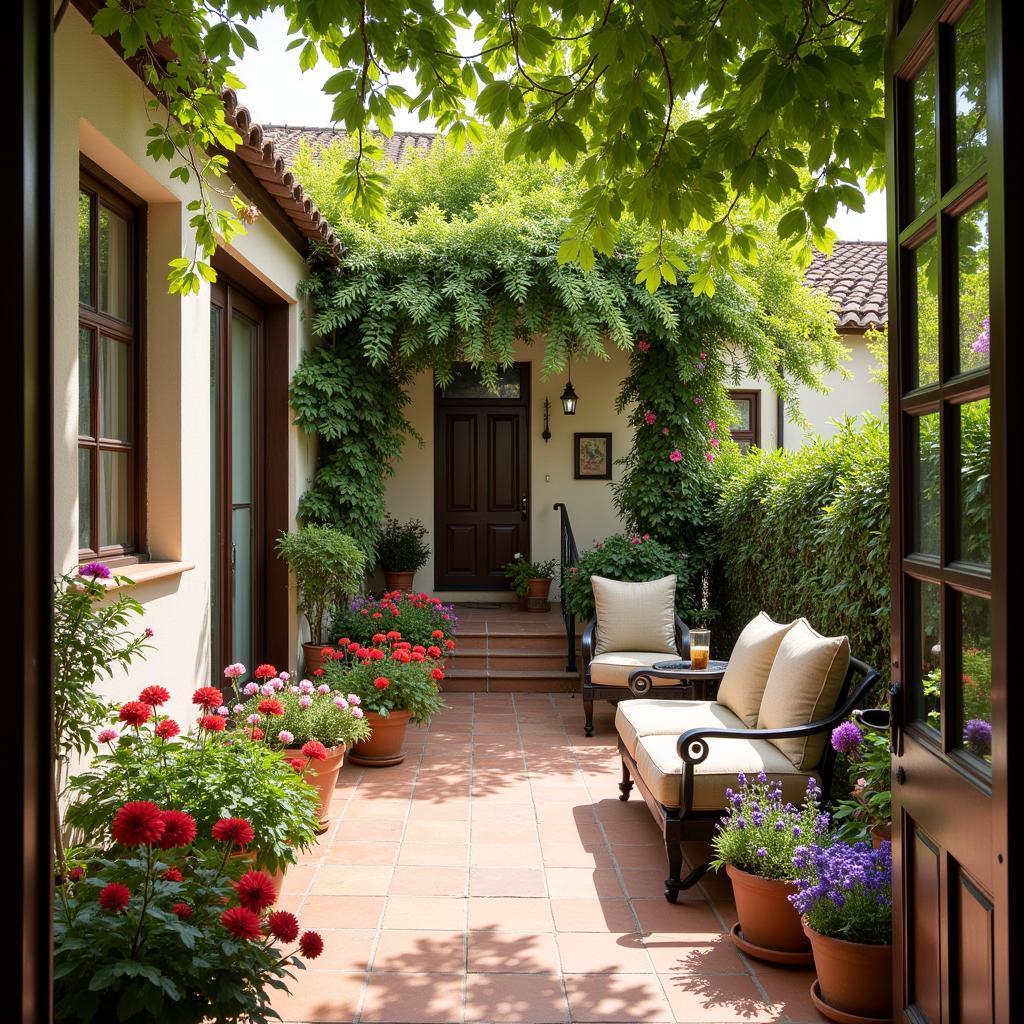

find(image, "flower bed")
[331,590,458,650]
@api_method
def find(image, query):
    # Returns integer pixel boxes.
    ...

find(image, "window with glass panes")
[78,168,144,561]
[727,390,760,452]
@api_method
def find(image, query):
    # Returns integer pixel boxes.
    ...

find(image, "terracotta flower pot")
[516,595,529,611]
[285,743,346,833]
[871,822,892,849]
[727,864,811,959]
[302,642,330,677]
[527,577,551,611]
[804,919,893,1022]
[384,570,416,593]
[349,708,412,767]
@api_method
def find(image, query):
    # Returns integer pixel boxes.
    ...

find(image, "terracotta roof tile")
[805,240,888,330]
[262,125,437,166]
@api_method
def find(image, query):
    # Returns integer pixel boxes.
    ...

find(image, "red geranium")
[386,630,402,640]
[236,870,277,912]
[287,757,306,773]
[410,652,425,662]
[313,668,325,676]
[267,909,300,943]
[162,867,184,882]
[192,686,223,709]
[347,642,361,653]
[111,801,166,846]
[372,632,387,644]
[67,867,84,882]
[251,727,265,740]
[221,906,262,940]
[257,698,284,716]
[445,639,456,650]
[98,882,131,913]
[171,902,193,920]
[373,677,390,690]
[158,810,197,849]
[155,719,180,740]
[254,664,277,679]
[426,646,442,658]
[412,645,426,654]
[138,685,170,707]
[118,701,152,727]
[302,739,328,761]
[337,637,350,646]
[431,668,445,681]
[431,629,444,639]
[299,930,324,959]
[211,817,255,847]
[200,714,226,732]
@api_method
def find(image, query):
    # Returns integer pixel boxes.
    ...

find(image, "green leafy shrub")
[560,533,700,624]
[236,686,370,750]
[502,555,557,597]
[829,721,892,841]
[376,514,430,573]
[331,591,458,650]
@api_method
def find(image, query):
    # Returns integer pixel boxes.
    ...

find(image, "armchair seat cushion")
[615,699,744,758]
[633,732,816,811]
[590,652,689,688]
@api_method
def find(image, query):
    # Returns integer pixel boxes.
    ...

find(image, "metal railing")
[553,502,580,673]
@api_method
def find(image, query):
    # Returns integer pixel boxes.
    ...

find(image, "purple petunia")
[963,718,992,756]
[831,720,864,756]
[78,561,111,580]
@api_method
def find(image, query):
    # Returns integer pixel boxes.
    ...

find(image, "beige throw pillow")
[756,619,851,770]
[716,612,797,727]
[592,575,678,657]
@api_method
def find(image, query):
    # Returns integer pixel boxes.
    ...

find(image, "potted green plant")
[502,554,557,611]
[829,719,892,847]
[275,526,366,675]
[502,553,534,610]
[322,632,446,767]
[791,840,893,1023]
[376,515,430,592]
[710,771,828,965]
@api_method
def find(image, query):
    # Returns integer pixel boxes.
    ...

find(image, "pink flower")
[711,437,721,448]
[317,684,331,695]
[642,533,650,541]
[299,680,314,694]
[699,351,707,360]
[97,728,119,744]
[705,451,717,463]
[351,707,364,719]
[270,678,284,691]
[260,683,274,697]
[347,694,361,706]
[278,730,294,745]
[669,449,683,463]
[693,396,704,405]
[637,340,651,353]
[661,427,669,435]
[569,566,578,574]
[243,682,259,696]
[630,536,641,545]
[246,713,261,725]
[643,410,656,425]
[333,695,347,707]
[708,420,717,432]
[298,695,313,709]
[279,672,290,682]
[233,704,245,714]
[217,706,230,716]
[223,663,246,679]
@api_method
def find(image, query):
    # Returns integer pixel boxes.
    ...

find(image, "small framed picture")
[574,432,613,480]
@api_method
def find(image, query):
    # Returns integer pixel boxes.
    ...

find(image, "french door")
[887,0,1013,1019]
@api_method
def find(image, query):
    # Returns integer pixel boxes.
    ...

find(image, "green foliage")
[275,526,366,644]
[331,592,459,651]
[502,554,557,597]
[237,689,370,749]
[560,533,700,624]
[376,514,430,573]
[830,723,892,842]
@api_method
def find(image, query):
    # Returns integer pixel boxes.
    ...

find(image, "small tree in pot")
[276,526,366,675]
[376,515,429,592]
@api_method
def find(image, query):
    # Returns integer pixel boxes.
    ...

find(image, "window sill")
[102,561,195,590]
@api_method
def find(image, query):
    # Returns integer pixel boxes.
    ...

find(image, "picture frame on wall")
[574,432,613,480]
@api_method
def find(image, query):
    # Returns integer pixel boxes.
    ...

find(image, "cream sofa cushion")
[615,699,745,758]
[590,653,686,688]
[757,619,851,770]
[716,612,797,727]
[633,732,815,810]
[592,575,678,656]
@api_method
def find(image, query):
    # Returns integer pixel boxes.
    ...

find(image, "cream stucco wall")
[55,8,315,727]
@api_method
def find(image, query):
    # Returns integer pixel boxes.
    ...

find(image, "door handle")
[521,494,528,521]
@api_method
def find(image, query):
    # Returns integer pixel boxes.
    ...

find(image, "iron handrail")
[553,502,580,672]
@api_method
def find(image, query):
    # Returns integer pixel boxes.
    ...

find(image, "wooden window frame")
[77,158,147,566]
[727,389,761,450]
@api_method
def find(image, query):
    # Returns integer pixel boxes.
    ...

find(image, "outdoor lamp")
[560,355,578,414]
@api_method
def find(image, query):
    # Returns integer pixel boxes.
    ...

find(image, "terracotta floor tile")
[610,845,670,871]
[658,973,784,1023]
[404,820,471,843]
[632,899,728,936]
[408,800,472,821]
[549,899,637,934]
[469,867,547,897]
[620,869,675,900]
[371,929,467,974]
[750,964,829,1023]
[324,841,400,867]
[270,970,365,1023]
[469,842,543,868]
[554,932,654,974]
[540,842,611,869]
[642,934,747,975]
[470,822,539,844]
[310,864,393,897]
[471,804,538,824]
[359,972,465,1023]
[563,973,674,1022]
[281,861,319,896]
[467,930,561,973]
[306,929,377,973]
[398,843,470,867]
[299,895,385,931]
[390,865,469,897]
[545,867,624,899]
[537,822,603,845]
[383,895,468,930]
[464,972,569,1023]
[468,897,554,933]
[334,819,407,843]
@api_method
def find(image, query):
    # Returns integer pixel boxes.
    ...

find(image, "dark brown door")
[886,1,1010,1019]
[434,364,530,589]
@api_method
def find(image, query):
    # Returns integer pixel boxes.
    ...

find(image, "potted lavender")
[790,840,893,1023]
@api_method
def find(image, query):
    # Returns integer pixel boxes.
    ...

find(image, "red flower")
[372,633,387,644]
[118,701,152,727]
[412,645,426,654]
[337,637,350,646]
[155,719,180,740]
[236,870,277,912]
[369,648,385,661]
[299,930,324,959]
[267,909,300,943]
[431,629,444,639]
[254,664,278,679]
[374,676,390,690]
[347,642,361,653]
[201,714,226,732]
[332,651,345,660]
[371,612,383,619]
[356,647,371,659]
[258,698,284,716]
[158,810,197,849]
[410,652,425,662]
[171,902,193,919]
[314,668,325,676]
[111,801,166,846]
[386,630,402,640]
[162,867,184,882]
[302,739,328,761]
[221,906,262,940]
[250,727,265,740]
[320,647,334,656]
[98,882,131,913]
[192,686,223,709]
[426,646,442,658]
[445,639,456,650]
[431,668,445,681]
[138,685,170,707]
[212,817,255,847]
[67,866,84,882]
[287,757,306,773]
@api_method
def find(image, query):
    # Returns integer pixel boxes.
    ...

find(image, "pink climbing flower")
[661,427,669,435]
[693,396,704,405]
[705,451,717,463]
[711,437,721,449]
[699,352,707,361]
[669,449,683,463]
[637,340,651,353]
[642,533,650,541]
[643,410,656,425]
[708,420,717,433]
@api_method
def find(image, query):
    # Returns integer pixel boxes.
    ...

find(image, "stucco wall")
[55,8,315,727]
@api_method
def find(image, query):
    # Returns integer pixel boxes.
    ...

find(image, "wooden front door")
[434,364,530,589]
[887,1,1010,1019]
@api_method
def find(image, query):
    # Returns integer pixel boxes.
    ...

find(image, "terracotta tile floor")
[272,693,826,1024]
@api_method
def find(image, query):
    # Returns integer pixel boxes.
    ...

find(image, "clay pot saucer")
[729,922,815,965]
[810,979,893,1024]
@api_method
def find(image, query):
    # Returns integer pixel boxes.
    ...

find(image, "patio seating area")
[271,691,826,1023]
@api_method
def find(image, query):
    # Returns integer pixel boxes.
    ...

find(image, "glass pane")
[911,412,940,555]
[731,398,752,431]
[910,56,937,218]
[99,335,129,440]
[78,328,92,436]
[954,2,987,178]
[99,449,129,548]
[78,191,92,306]
[232,506,254,671]
[78,448,92,550]
[957,398,990,564]
[912,236,940,387]
[98,205,130,322]
[913,579,942,733]
[441,363,523,399]
[956,200,990,374]
[231,314,256,505]
[959,593,991,768]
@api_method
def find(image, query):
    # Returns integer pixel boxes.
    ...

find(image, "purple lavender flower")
[756,847,767,858]
[963,718,992,756]
[972,315,990,355]
[831,720,864,756]
[78,561,111,580]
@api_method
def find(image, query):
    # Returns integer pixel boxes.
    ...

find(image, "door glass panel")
[911,412,940,555]
[441,363,522,399]
[99,335,129,440]
[957,398,990,564]
[913,579,942,733]
[78,448,92,550]
[78,328,92,436]
[232,506,254,670]
[78,190,92,305]
[912,236,939,387]
[910,56,937,219]
[956,200,990,374]
[731,397,751,431]
[98,205,130,322]
[954,2,987,179]
[231,315,256,504]
[959,593,991,768]
[99,449,129,548]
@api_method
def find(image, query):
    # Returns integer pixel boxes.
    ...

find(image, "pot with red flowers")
[323,632,447,766]
[331,589,459,652]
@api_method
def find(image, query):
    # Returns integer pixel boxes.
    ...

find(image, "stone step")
[441,667,579,694]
